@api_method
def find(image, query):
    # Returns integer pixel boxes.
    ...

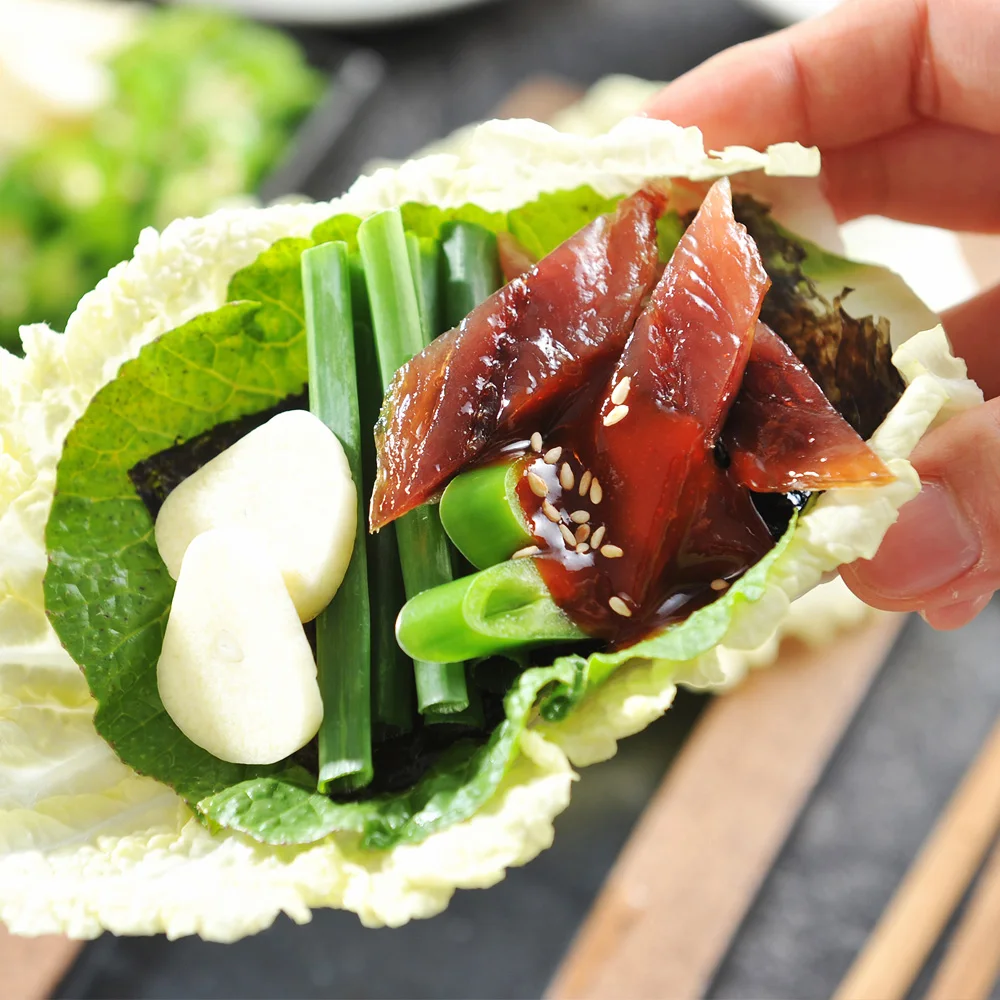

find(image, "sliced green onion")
[406,233,443,342]
[358,208,469,716]
[396,558,587,664]
[425,668,485,728]
[439,221,503,330]
[439,461,533,569]
[347,253,414,740]
[302,240,373,793]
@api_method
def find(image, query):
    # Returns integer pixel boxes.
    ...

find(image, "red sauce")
[370,188,667,530]
[514,178,775,643]
[376,179,893,647]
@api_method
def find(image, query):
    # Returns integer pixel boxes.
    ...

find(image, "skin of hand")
[643,0,1000,630]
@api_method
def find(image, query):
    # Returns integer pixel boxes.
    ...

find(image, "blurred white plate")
[739,0,842,25]
[172,0,498,26]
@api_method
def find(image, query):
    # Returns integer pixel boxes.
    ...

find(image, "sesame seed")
[527,472,549,498]
[603,404,629,427]
[578,470,593,497]
[559,523,577,547]
[543,446,562,465]
[611,376,631,406]
[559,463,575,491]
[710,578,729,591]
[576,542,590,554]
[590,478,603,505]
[575,524,591,543]
[512,545,541,559]
[542,500,561,523]
[570,509,590,524]
[601,544,624,559]
[609,596,632,618]
[590,525,606,549]
[530,431,543,452]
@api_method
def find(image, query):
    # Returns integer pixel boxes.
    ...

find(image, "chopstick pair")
[834,716,1000,1000]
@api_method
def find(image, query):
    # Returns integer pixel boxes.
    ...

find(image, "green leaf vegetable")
[44,300,304,804]
[198,656,582,848]
[0,7,323,352]
[302,241,373,792]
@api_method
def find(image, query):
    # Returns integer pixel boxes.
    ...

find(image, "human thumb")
[841,397,1000,629]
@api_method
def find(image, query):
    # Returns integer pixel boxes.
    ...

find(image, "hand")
[644,0,1000,629]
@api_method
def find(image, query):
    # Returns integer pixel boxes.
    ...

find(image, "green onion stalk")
[301,240,373,793]
[358,209,471,717]
[348,254,414,740]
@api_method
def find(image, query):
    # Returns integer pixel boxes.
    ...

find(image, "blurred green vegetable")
[0,7,322,352]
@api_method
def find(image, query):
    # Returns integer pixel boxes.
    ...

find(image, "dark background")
[55,1,1000,996]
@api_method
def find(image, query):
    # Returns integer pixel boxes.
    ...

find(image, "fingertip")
[839,480,982,613]
[919,593,994,631]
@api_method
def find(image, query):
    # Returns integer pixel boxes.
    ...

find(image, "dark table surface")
[55,1,1000,996]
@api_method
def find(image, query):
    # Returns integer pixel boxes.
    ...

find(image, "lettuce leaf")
[541,513,798,712]
[44,244,311,805]
[199,657,581,848]
[505,186,621,259]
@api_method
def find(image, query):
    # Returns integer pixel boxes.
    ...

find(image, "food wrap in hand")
[0,116,981,939]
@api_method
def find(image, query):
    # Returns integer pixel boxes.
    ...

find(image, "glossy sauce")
[370,188,667,529]
[514,178,776,642]
[376,180,893,647]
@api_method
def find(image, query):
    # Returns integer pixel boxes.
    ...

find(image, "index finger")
[643,0,1000,152]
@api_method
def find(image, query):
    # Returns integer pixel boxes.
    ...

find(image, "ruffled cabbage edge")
[0,117,981,939]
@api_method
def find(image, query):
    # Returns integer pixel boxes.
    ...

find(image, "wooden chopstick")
[924,833,1000,1000]
[0,930,82,1000]
[547,614,905,1000]
[833,715,1000,1000]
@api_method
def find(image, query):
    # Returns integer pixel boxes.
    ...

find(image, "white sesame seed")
[512,545,541,559]
[543,446,562,465]
[530,431,543,452]
[570,509,591,524]
[559,463,575,491]
[542,500,561,523]
[578,470,593,497]
[611,376,632,406]
[559,523,577,547]
[609,596,632,618]
[575,524,590,543]
[590,478,603,505]
[603,404,629,427]
[710,578,729,591]
[576,542,590,554]
[601,544,624,559]
[590,525,606,549]
[527,472,549,498]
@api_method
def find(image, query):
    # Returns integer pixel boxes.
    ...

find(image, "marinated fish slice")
[603,177,770,445]
[724,322,895,491]
[583,177,770,610]
[370,188,666,529]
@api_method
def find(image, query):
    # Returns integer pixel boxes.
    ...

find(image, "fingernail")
[920,593,993,631]
[853,481,981,601]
